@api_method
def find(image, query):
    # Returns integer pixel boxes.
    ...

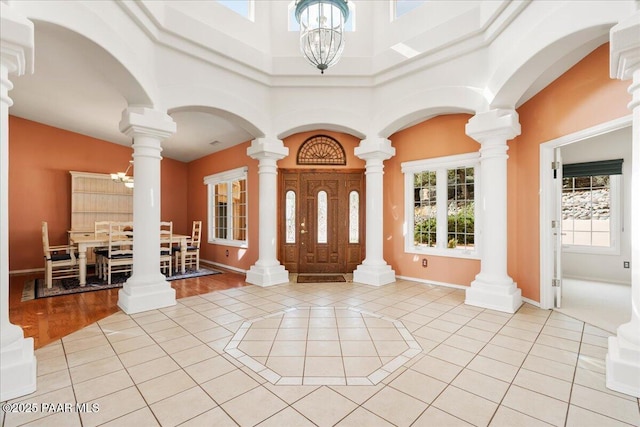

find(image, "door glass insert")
[318,190,327,243]
[349,191,359,243]
[286,190,296,243]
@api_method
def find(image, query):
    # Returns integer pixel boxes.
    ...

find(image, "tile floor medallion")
[224,306,423,385]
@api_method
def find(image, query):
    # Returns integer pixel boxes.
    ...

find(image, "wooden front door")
[280,170,364,273]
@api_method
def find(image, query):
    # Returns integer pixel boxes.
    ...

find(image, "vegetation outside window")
[402,153,479,259]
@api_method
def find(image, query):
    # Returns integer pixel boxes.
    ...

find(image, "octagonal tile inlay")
[224,306,423,386]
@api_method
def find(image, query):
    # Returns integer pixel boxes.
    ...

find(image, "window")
[561,159,622,253]
[349,191,359,243]
[285,191,296,243]
[402,153,479,258]
[392,0,426,20]
[217,0,254,20]
[317,190,328,244]
[204,167,248,247]
[288,1,355,31]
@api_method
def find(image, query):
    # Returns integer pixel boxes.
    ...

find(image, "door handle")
[300,230,307,234]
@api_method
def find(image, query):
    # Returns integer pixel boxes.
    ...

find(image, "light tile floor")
[2,279,639,427]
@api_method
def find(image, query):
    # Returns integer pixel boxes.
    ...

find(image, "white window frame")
[217,0,255,21]
[561,174,621,255]
[402,152,480,259]
[391,0,426,21]
[204,166,248,248]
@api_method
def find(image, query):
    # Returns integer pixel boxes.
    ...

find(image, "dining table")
[70,232,191,286]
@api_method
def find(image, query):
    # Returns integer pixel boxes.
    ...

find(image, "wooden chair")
[94,221,111,278]
[160,221,173,277]
[174,220,202,272]
[105,222,134,285]
[42,221,79,288]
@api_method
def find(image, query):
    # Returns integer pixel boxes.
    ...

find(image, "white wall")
[561,126,632,285]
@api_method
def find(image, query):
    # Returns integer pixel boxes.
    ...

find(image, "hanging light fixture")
[295,0,349,74]
[111,161,134,188]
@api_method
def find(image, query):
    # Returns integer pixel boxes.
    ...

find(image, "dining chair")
[42,221,79,288]
[94,221,111,278]
[105,221,134,285]
[174,220,202,272]
[160,221,173,277]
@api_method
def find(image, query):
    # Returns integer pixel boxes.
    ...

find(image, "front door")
[280,170,364,273]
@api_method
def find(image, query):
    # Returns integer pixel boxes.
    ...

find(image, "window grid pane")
[413,171,437,247]
[447,167,474,249]
[562,175,611,247]
[215,183,228,239]
[286,191,296,243]
[318,191,327,244]
[349,191,359,243]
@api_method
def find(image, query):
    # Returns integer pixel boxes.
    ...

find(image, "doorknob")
[300,230,307,234]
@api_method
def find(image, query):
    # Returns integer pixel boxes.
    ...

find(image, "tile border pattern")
[224,306,423,386]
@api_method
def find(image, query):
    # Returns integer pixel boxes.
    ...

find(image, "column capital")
[0,3,34,76]
[466,109,521,144]
[120,107,176,140]
[610,11,640,81]
[247,137,288,161]
[355,137,395,161]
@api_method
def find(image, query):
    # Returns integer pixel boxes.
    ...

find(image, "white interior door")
[553,148,563,308]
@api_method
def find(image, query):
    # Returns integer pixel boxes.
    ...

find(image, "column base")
[117,273,176,314]
[353,263,396,286]
[246,263,289,287]
[0,327,37,401]
[606,322,640,398]
[465,276,522,313]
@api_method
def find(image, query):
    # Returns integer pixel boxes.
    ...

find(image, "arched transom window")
[297,135,347,165]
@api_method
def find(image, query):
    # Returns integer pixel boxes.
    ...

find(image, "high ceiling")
[6,1,632,162]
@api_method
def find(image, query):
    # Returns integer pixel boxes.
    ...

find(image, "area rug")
[22,268,221,301]
[297,274,346,283]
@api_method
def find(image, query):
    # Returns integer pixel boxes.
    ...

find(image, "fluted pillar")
[0,3,36,401]
[353,137,396,286]
[246,138,289,286]
[465,109,523,313]
[117,107,177,314]
[606,11,640,398]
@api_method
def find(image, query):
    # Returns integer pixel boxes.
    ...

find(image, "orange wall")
[511,43,630,301]
[188,130,363,271]
[385,114,482,286]
[187,141,259,271]
[8,116,188,271]
[280,131,365,170]
[382,44,630,300]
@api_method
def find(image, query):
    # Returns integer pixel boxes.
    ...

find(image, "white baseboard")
[522,296,542,308]
[201,259,247,275]
[563,274,631,286]
[395,275,468,290]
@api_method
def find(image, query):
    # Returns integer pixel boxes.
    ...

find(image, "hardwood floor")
[8,267,250,350]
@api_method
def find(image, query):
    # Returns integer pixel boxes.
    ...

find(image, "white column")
[606,11,640,398]
[353,137,396,286]
[0,3,36,401]
[117,107,177,314]
[465,109,523,313]
[246,137,289,286]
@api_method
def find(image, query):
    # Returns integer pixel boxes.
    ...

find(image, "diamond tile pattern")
[3,277,639,427]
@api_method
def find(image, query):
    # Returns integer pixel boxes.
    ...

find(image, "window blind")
[563,159,623,178]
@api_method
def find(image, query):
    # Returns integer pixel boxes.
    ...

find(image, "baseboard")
[9,268,44,275]
[563,275,631,286]
[522,296,542,308]
[395,275,468,291]
[201,259,247,275]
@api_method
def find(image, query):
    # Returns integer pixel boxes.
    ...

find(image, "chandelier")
[111,161,134,188]
[295,0,349,74]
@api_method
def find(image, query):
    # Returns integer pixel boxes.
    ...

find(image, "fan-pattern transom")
[297,135,347,165]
